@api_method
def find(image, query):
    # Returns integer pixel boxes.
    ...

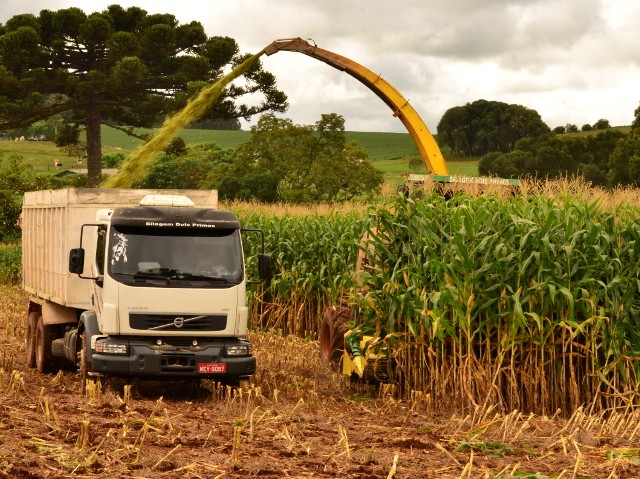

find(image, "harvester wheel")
[319,306,352,366]
[25,311,38,368]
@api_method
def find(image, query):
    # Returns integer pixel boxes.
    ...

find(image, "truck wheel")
[25,312,38,368]
[35,318,60,374]
[319,306,351,366]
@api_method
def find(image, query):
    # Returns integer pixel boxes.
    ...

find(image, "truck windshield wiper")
[132,270,229,284]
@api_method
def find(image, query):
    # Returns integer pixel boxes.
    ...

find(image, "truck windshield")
[107,226,243,287]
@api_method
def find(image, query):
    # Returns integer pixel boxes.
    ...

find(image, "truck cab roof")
[110,206,240,230]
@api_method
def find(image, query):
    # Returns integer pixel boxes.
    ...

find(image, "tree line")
[437,99,640,187]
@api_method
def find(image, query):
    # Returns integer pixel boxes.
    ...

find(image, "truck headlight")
[95,341,128,355]
[225,343,252,357]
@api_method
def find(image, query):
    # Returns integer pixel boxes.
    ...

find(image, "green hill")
[1,125,476,181]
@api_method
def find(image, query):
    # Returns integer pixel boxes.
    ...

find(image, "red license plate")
[198,362,227,374]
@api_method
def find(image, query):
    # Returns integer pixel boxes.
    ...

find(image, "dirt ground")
[1,287,640,479]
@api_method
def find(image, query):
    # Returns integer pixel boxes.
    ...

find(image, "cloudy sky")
[1,0,639,133]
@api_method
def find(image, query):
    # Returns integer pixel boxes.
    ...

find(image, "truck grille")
[129,313,227,331]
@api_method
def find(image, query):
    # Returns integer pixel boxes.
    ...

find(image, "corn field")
[236,183,640,415]
[233,203,367,338]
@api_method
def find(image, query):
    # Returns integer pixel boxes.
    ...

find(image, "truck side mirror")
[258,254,272,281]
[69,248,85,274]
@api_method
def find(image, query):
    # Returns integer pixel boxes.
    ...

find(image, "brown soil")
[1,286,639,478]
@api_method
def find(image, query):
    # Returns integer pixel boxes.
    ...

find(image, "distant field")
[100,126,422,159]
[100,126,250,151]
[1,125,474,183]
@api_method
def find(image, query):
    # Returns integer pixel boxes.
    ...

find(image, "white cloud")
[1,0,639,131]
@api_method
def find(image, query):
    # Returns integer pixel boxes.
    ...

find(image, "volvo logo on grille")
[173,317,185,328]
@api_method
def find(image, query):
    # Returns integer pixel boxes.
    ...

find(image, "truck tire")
[319,306,352,366]
[25,312,38,368]
[79,332,91,395]
[35,318,60,374]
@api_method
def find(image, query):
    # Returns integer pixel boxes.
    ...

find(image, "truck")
[22,188,270,391]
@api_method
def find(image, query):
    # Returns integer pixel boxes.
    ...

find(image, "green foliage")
[101,151,126,168]
[0,153,92,239]
[608,129,640,186]
[437,99,550,157]
[0,190,21,242]
[633,103,640,130]
[0,155,40,241]
[164,136,187,156]
[0,243,21,285]
[593,118,611,130]
[213,113,384,203]
[55,123,80,147]
[480,130,626,185]
[0,6,287,183]
[133,142,231,189]
[188,117,241,130]
[6,120,54,140]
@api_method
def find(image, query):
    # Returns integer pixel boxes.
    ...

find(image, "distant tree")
[479,150,530,179]
[135,142,230,189]
[208,113,384,203]
[437,99,549,157]
[54,123,80,147]
[586,130,626,171]
[164,136,187,156]
[188,117,241,130]
[235,172,278,202]
[553,126,566,134]
[608,129,640,186]
[565,123,579,133]
[477,152,501,176]
[632,103,640,130]
[593,119,611,130]
[0,6,287,186]
[435,105,468,157]
[578,163,607,186]
[479,134,613,180]
[581,124,593,131]
[101,151,126,168]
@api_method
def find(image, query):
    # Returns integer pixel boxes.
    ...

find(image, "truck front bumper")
[89,337,256,380]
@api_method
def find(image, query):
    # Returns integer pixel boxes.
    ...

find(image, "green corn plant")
[352,192,640,414]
